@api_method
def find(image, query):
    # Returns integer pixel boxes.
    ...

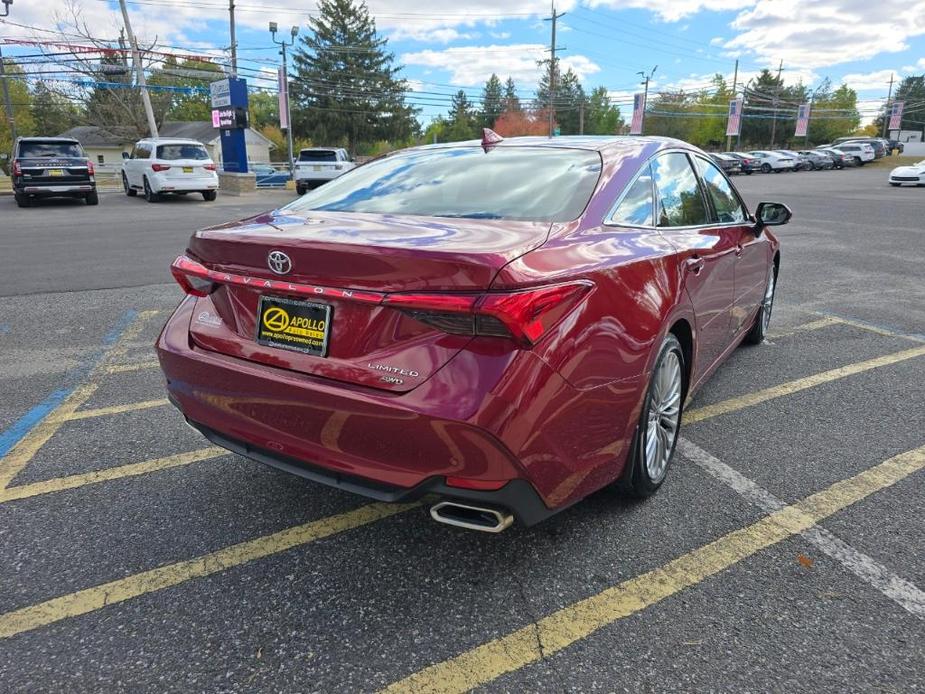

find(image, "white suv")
[122,138,219,202]
[833,142,875,165]
[294,147,354,195]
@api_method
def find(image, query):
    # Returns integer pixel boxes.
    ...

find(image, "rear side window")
[157,144,209,160]
[286,146,602,223]
[299,150,337,162]
[695,157,746,224]
[18,141,83,158]
[610,164,654,226]
[651,152,710,227]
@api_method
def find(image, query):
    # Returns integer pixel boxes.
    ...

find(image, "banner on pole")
[278,67,289,130]
[725,98,743,136]
[794,103,810,137]
[629,93,646,135]
[888,101,904,131]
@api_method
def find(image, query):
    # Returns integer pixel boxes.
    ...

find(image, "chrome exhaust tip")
[430,501,514,533]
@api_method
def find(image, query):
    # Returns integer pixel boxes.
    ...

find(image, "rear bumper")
[295,170,342,182]
[151,173,219,193]
[157,297,644,522]
[15,182,95,195]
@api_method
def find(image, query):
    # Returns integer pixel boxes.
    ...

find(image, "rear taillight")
[171,256,215,297]
[204,163,216,171]
[12,160,21,176]
[87,160,95,175]
[151,163,171,172]
[383,282,593,346]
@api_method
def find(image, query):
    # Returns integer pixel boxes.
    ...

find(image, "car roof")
[17,137,80,143]
[408,135,698,161]
[139,138,208,146]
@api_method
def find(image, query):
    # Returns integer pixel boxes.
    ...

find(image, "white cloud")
[586,0,753,23]
[401,44,600,86]
[840,69,901,92]
[490,31,511,39]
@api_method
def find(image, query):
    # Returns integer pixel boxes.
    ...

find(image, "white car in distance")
[294,147,355,195]
[122,139,219,202]
[888,160,925,187]
[748,150,796,173]
[833,142,875,166]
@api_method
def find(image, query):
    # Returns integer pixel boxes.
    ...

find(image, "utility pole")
[769,59,783,147]
[882,73,894,139]
[229,0,237,76]
[726,58,739,151]
[578,101,584,135]
[118,0,158,138]
[270,22,298,178]
[1,0,17,142]
[637,65,657,135]
[544,2,565,137]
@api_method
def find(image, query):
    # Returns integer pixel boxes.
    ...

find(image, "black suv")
[11,137,98,207]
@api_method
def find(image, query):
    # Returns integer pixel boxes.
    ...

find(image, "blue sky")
[3,0,924,124]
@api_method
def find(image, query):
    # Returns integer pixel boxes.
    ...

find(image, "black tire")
[889,182,900,187]
[202,190,217,201]
[14,194,31,208]
[617,334,685,498]
[761,163,771,173]
[85,191,99,205]
[143,177,160,203]
[745,170,753,175]
[123,173,137,197]
[745,266,777,345]
[854,157,863,166]
[296,184,306,195]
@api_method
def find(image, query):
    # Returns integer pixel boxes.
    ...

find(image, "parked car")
[252,164,291,188]
[774,149,812,171]
[161,134,789,532]
[814,147,856,169]
[833,137,886,159]
[888,139,905,154]
[833,142,875,165]
[294,147,355,195]
[724,152,760,175]
[748,150,796,172]
[122,139,219,202]
[10,136,98,207]
[709,152,741,175]
[797,150,835,170]
[888,159,925,186]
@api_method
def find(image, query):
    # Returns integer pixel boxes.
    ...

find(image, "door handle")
[686,256,705,274]
[735,244,744,257]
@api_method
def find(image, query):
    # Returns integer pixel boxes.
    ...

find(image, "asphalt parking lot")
[0,167,923,692]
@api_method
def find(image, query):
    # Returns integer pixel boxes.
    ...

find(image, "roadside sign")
[210,79,231,108]
[888,101,904,131]
[630,92,645,135]
[794,103,810,137]
[725,98,743,136]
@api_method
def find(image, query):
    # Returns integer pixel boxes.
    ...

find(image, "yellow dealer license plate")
[49,169,65,176]
[257,296,331,357]
[183,166,194,173]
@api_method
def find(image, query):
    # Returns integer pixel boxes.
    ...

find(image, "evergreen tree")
[480,73,504,128]
[874,75,924,134]
[290,0,419,152]
[30,81,81,135]
[446,89,478,141]
[503,76,521,112]
[536,60,587,134]
[584,86,623,135]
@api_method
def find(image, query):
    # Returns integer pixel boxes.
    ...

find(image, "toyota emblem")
[267,250,292,275]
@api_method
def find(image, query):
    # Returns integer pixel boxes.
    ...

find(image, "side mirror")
[121,151,129,159]
[754,201,792,235]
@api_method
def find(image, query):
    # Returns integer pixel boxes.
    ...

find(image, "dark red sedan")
[158,135,790,532]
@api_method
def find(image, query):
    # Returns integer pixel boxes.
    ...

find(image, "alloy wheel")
[761,271,776,333]
[644,350,682,483]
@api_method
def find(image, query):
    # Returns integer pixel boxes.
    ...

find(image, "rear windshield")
[285,146,602,222]
[299,150,337,162]
[157,144,209,160]
[18,141,83,158]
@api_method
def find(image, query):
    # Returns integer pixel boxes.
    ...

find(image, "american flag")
[725,99,743,136]
[630,93,646,135]
[794,103,810,137]
[888,101,904,131]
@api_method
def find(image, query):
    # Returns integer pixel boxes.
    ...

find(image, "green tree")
[248,91,279,130]
[150,58,223,122]
[30,81,81,136]
[503,76,521,112]
[536,60,587,134]
[584,86,623,135]
[290,0,419,153]
[874,75,924,134]
[1,60,36,160]
[445,89,478,141]
[480,73,504,128]
[809,80,860,144]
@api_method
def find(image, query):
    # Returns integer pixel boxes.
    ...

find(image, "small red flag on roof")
[481,128,504,152]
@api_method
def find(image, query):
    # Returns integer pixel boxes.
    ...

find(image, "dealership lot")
[0,168,923,692]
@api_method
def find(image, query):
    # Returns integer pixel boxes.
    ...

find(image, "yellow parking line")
[0,448,227,504]
[808,311,925,343]
[66,398,170,421]
[766,316,841,339]
[99,310,161,367]
[380,445,925,694]
[104,360,161,374]
[0,501,420,640]
[684,346,925,424]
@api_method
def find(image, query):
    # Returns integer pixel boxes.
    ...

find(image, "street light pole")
[270,22,298,178]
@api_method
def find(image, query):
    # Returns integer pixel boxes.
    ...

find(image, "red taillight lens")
[204,163,216,171]
[151,163,171,172]
[12,160,22,176]
[170,256,215,297]
[87,161,95,175]
[383,282,592,347]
